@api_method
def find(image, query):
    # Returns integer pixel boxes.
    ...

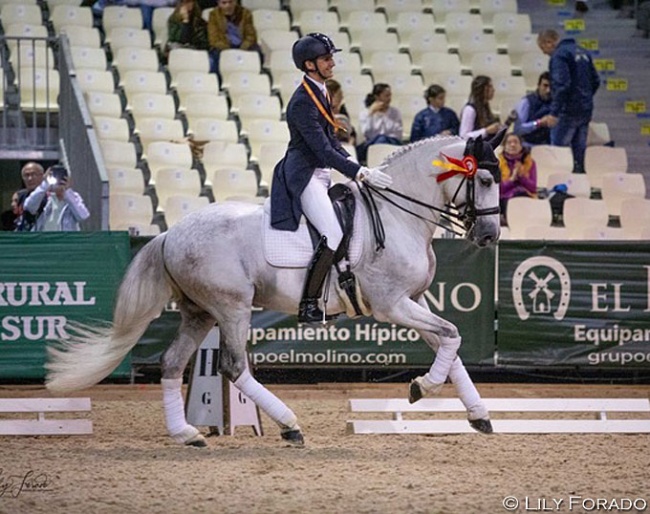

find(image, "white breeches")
[300,168,343,251]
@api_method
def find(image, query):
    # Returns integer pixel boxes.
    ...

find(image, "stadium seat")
[562,198,609,239]
[183,93,229,128]
[547,172,591,199]
[60,25,103,48]
[107,29,152,54]
[76,68,115,93]
[418,53,462,84]
[154,167,202,211]
[19,68,60,112]
[506,197,553,239]
[93,115,132,143]
[112,47,160,74]
[136,118,186,154]
[86,92,124,120]
[253,9,291,32]
[109,193,154,228]
[164,195,210,228]
[620,199,650,239]
[246,119,290,162]
[145,141,194,181]
[235,94,282,135]
[152,7,174,49]
[431,0,472,26]
[107,167,146,195]
[257,142,286,188]
[335,0,378,30]
[600,172,646,217]
[50,5,94,32]
[223,72,272,105]
[100,139,139,169]
[0,4,43,27]
[167,48,211,76]
[219,49,262,88]
[121,69,168,96]
[128,93,176,123]
[211,168,259,202]
[172,71,220,108]
[493,13,532,50]
[71,46,109,71]
[103,6,144,33]
[444,13,483,48]
[530,145,574,190]
[189,118,239,145]
[201,142,249,185]
[479,0,518,27]
[506,32,541,67]
[293,10,339,36]
[584,146,628,190]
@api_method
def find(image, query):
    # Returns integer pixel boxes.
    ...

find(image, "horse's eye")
[479,176,492,187]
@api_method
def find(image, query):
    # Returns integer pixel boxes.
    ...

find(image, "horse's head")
[436,129,505,246]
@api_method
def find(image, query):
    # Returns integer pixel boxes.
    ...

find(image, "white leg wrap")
[234,369,298,430]
[161,378,200,443]
[448,357,489,421]
[425,336,462,385]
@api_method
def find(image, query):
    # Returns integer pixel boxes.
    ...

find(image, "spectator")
[207,0,260,75]
[410,84,460,143]
[325,78,356,145]
[137,0,175,32]
[1,189,27,231]
[166,0,209,57]
[538,29,600,173]
[357,83,403,165]
[23,165,90,231]
[499,133,537,225]
[459,75,501,140]
[14,162,45,232]
[513,72,553,146]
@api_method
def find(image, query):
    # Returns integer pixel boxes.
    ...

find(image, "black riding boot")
[298,236,336,323]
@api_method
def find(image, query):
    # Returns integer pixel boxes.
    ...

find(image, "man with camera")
[23,164,90,231]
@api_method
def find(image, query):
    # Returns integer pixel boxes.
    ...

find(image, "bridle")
[359,152,500,250]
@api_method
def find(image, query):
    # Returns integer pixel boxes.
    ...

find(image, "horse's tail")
[46,234,173,393]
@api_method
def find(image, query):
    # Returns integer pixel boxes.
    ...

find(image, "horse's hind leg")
[217,308,304,446]
[160,299,216,447]
[411,297,492,434]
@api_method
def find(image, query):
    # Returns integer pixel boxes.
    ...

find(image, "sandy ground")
[1,382,649,514]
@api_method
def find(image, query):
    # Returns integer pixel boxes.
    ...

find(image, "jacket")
[270,78,360,231]
[549,38,600,118]
[409,106,459,142]
[207,4,257,51]
[167,12,209,50]
[23,180,90,231]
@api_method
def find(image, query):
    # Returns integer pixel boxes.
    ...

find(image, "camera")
[47,165,68,185]
[504,110,518,128]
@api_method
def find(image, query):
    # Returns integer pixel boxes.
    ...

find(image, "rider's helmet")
[292,33,341,72]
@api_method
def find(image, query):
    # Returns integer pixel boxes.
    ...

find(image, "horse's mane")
[382,135,464,168]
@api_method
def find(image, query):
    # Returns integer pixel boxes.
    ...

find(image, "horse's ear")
[487,127,507,150]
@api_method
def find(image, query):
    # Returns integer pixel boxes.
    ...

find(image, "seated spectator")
[325,78,356,145]
[499,133,537,225]
[513,72,553,146]
[23,165,90,231]
[207,0,260,75]
[166,0,209,57]
[410,84,460,143]
[357,83,403,165]
[1,189,27,231]
[459,75,501,140]
[137,0,175,32]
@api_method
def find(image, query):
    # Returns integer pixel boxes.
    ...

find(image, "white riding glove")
[356,165,393,189]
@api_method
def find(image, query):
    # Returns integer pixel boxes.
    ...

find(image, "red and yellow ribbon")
[433,154,478,183]
[301,79,344,132]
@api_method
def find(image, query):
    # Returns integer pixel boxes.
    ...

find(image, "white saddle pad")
[262,197,364,268]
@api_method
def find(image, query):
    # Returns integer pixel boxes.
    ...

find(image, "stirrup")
[298,298,336,324]
[335,270,371,318]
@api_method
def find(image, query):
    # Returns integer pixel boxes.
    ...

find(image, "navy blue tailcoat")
[270,77,361,231]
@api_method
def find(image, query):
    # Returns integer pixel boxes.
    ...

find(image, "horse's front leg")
[379,296,462,395]
[409,297,493,434]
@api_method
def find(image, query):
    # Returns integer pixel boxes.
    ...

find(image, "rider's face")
[312,54,335,81]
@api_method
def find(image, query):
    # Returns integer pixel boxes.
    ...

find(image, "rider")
[270,33,393,323]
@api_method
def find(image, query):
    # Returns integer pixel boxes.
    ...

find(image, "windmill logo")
[512,256,571,321]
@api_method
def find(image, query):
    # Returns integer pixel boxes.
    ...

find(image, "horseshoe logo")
[512,256,571,321]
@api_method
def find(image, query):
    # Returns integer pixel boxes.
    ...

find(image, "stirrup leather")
[335,270,371,318]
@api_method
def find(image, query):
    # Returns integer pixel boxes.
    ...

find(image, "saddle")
[262,183,370,318]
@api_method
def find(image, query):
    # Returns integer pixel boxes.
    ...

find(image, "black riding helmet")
[292,33,341,72]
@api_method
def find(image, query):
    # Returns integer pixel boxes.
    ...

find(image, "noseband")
[449,174,501,233]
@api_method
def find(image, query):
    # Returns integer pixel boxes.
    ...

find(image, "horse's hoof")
[408,380,423,404]
[469,418,493,434]
[185,433,208,447]
[281,429,305,447]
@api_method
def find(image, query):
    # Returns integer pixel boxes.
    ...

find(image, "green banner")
[248,239,496,368]
[498,241,650,369]
[0,232,131,379]
[132,239,496,368]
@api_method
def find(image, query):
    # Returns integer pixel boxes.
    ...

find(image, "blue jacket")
[549,38,600,118]
[409,106,459,142]
[271,77,360,231]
